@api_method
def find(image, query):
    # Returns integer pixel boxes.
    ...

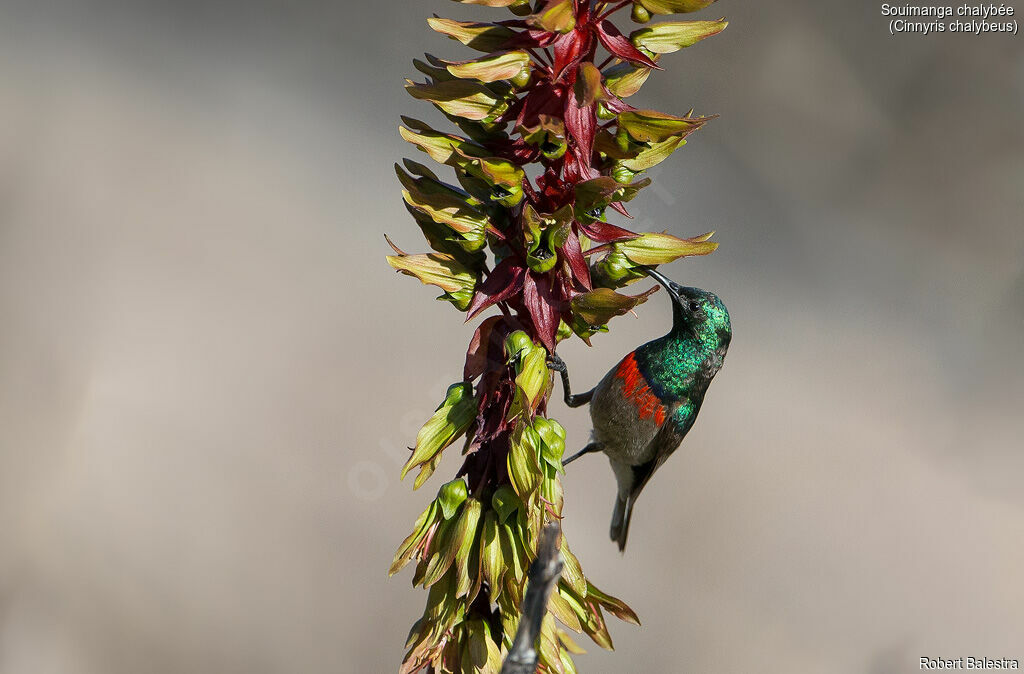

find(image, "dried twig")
[501,524,563,674]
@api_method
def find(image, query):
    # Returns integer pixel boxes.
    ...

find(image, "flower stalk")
[387,0,727,671]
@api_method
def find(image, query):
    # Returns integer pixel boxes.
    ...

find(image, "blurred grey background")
[1,0,1022,672]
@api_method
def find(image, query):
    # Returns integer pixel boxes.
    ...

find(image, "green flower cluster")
[391,331,638,673]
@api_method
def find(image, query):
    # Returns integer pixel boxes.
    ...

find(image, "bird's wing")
[628,401,695,501]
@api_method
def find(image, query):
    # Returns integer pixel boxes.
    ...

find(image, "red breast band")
[614,352,666,426]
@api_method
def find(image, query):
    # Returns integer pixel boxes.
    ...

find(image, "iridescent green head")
[644,268,731,349]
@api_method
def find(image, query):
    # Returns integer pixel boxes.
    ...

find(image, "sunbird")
[549,268,731,551]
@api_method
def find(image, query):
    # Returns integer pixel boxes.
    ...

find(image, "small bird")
[549,268,731,551]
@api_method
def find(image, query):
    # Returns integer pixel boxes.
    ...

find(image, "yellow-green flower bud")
[437,478,469,520]
[592,248,642,288]
[541,135,567,160]
[631,2,652,22]
[612,164,639,184]
[460,224,487,252]
[556,319,573,342]
[549,419,566,442]
[504,330,533,359]
[491,485,520,523]
[526,247,558,273]
[509,0,532,15]
[510,67,532,88]
[532,417,555,446]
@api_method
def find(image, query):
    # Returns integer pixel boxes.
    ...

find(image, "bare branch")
[501,524,563,674]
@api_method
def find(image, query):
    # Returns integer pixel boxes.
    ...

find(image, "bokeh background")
[2,0,1022,672]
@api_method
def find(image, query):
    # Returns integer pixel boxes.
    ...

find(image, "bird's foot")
[546,352,567,373]
[563,442,602,465]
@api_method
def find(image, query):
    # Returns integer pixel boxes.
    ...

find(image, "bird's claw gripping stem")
[546,353,567,373]
[547,353,593,408]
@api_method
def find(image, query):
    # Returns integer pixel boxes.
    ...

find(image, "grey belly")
[588,368,661,466]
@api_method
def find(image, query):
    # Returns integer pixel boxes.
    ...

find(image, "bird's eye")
[688,301,701,313]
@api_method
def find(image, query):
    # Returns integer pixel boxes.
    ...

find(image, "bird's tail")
[609,495,634,552]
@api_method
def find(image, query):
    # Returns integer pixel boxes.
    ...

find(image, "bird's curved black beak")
[642,267,680,299]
